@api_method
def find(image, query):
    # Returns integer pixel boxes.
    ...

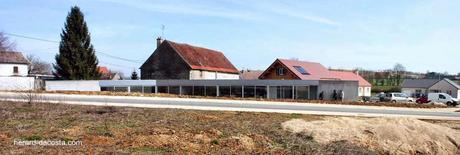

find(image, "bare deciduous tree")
[27,54,52,75]
[0,31,16,51]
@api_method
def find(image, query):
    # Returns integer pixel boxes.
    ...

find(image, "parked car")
[416,95,430,104]
[369,93,386,102]
[385,93,414,103]
[427,93,458,106]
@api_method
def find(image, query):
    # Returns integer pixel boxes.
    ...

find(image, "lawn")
[0,101,458,154]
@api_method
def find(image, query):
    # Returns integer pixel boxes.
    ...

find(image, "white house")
[0,51,35,90]
[402,78,460,98]
[0,51,29,77]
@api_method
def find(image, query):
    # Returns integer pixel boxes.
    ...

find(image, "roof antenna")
[161,24,165,39]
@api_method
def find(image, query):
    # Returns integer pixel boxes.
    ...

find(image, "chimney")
[354,70,360,76]
[156,37,163,48]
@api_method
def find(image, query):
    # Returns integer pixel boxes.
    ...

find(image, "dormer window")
[13,66,18,74]
[277,67,285,76]
[293,66,310,75]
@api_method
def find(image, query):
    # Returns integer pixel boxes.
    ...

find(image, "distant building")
[98,66,122,80]
[140,38,239,80]
[239,70,263,80]
[259,59,372,97]
[0,51,29,77]
[402,78,460,98]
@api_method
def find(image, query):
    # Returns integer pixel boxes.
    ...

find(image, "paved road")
[1,92,459,120]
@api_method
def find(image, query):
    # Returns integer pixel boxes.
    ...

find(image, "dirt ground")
[0,101,459,154]
[282,118,460,154]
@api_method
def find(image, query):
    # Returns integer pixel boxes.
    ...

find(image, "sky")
[1,0,460,75]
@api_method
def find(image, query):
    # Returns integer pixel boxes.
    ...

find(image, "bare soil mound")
[282,117,460,154]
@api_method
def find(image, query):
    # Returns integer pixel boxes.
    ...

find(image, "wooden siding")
[259,61,299,80]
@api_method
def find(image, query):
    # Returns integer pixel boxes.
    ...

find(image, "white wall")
[458,90,460,99]
[189,70,239,80]
[358,87,372,97]
[0,77,35,90]
[46,80,100,91]
[0,64,28,76]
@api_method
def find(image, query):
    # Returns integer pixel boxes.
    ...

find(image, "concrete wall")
[189,70,239,80]
[46,80,100,91]
[0,64,28,76]
[318,80,359,101]
[429,80,459,98]
[0,77,35,90]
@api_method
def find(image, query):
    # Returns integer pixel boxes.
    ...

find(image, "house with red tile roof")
[259,59,372,97]
[97,66,122,80]
[140,38,239,80]
[0,51,29,77]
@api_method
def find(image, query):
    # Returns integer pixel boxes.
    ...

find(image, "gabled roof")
[260,59,372,87]
[401,79,440,88]
[443,78,460,89]
[275,59,333,80]
[0,51,29,64]
[329,71,372,87]
[165,40,239,74]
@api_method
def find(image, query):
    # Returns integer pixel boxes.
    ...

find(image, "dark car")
[416,95,430,104]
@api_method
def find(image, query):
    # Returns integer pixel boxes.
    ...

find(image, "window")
[439,94,446,99]
[276,67,285,76]
[13,66,18,74]
[293,66,309,75]
[446,90,452,95]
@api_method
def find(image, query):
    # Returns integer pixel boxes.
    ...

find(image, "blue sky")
[1,0,460,75]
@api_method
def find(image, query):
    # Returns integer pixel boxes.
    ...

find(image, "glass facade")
[99,84,316,100]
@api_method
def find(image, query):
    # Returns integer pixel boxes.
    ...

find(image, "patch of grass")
[22,135,43,141]
[211,139,219,145]
[289,113,302,118]
[371,86,401,93]
[129,147,174,153]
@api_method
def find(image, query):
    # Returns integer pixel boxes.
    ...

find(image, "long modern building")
[46,79,359,101]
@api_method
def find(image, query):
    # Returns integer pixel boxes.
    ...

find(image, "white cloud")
[95,0,262,21]
[96,0,339,26]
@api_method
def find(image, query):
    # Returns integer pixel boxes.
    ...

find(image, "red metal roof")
[268,59,371,87]
[166,40,239,74]
[329,71,372,87]
[276,59,334,80]
[0,51,29,64]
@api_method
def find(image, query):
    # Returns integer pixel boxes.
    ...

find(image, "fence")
[0,76,36,90]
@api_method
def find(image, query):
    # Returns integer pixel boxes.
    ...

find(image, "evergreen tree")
[131,70,139,80]
[53,6,100,80]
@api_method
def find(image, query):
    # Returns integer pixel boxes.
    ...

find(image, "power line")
[4,32,144,64]
[4,32,58,43]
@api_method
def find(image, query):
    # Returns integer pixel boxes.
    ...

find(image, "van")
[427,93,458,106]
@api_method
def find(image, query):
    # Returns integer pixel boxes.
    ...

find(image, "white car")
[427,93,458,106]
[385,93,414,103]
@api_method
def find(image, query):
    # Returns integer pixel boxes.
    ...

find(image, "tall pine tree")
[53,6,100,80]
